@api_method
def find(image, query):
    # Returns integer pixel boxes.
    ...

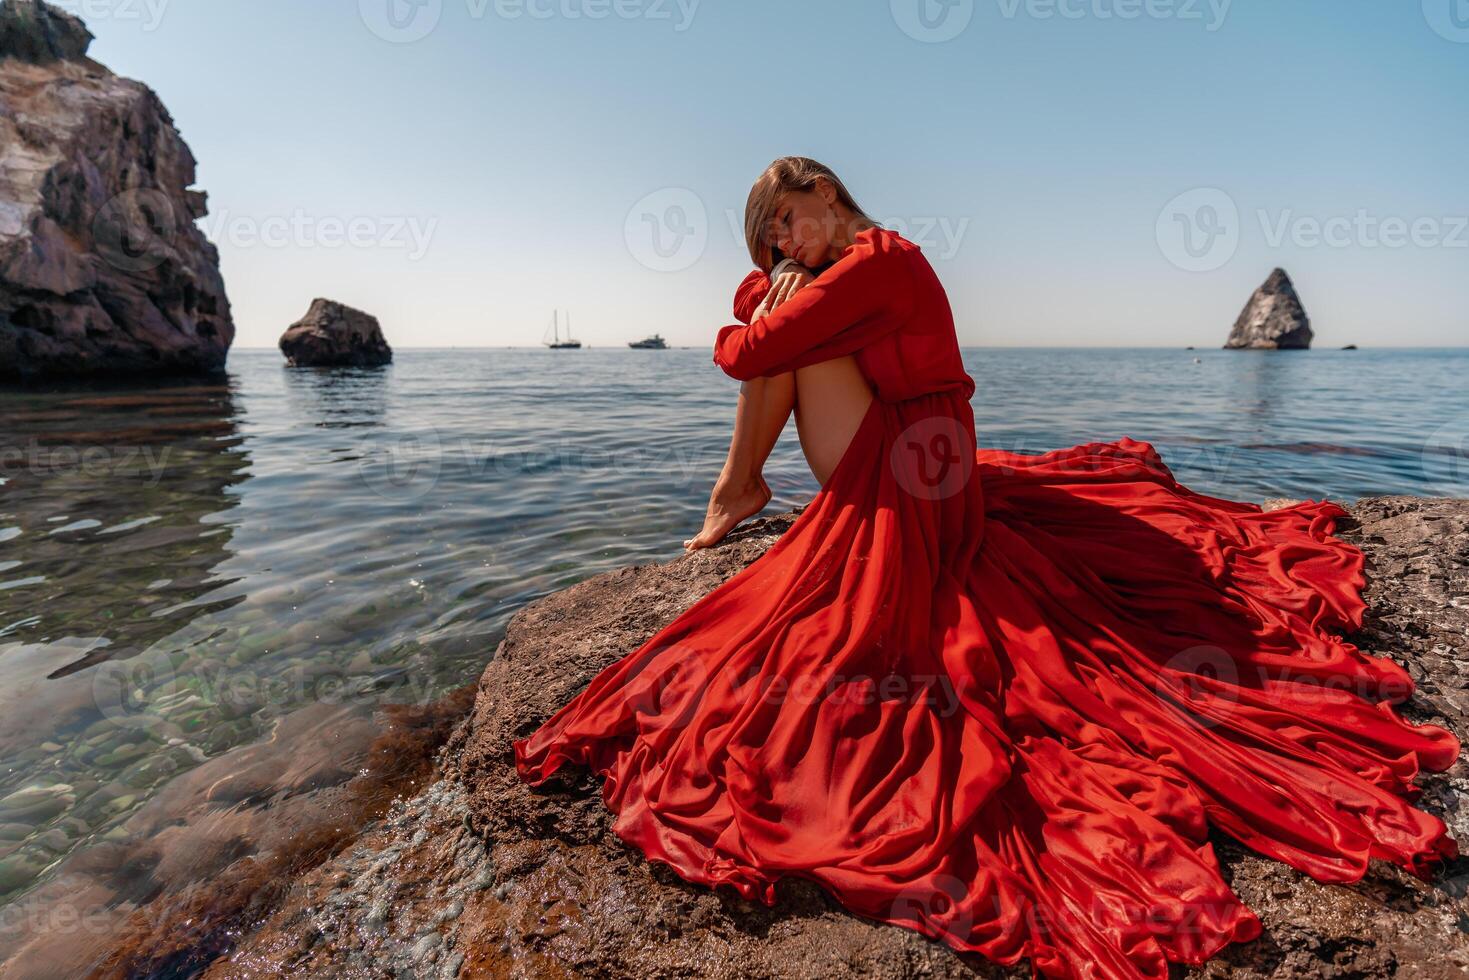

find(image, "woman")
[680,160,894,552]
[514,157,1460,979]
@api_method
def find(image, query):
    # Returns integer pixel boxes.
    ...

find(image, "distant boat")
[628,333,667,349]
[543,309,581,349]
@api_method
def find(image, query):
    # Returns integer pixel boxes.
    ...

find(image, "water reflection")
[3,387,249,682]
[1232,349,1292,424]
[0,381,251,942]
[0,381,248,668]
[0,371,465,974]
[280,363,390,430]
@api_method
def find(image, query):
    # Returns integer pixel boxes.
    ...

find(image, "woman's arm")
[732,268,773,325]
[731,257,815,324]
[713,233,915,381]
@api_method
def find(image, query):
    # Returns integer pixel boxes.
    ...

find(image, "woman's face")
[768,183,838,269]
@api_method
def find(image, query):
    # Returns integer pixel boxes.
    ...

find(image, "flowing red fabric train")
[512,227,1460,979]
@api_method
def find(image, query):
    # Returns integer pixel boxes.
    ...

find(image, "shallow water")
[0,345,1465,934]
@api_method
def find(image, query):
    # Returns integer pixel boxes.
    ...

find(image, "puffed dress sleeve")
[712,231,915,381]
[732,268,772,326]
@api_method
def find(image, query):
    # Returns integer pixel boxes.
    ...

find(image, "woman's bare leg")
[792,355,875,486]
[684,355,874,550]
[683,373,793,551]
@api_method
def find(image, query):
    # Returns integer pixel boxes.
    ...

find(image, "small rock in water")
[279,298,393,368]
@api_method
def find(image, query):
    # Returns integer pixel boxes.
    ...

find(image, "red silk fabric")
[514,227,1459,978]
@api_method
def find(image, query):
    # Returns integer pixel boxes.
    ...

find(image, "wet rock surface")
[114,499,1469,977]
[0,690,473,978]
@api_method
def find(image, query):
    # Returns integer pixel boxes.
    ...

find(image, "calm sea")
[1,346,1466,926]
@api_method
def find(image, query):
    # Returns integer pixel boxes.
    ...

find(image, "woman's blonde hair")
[743,156,879,273]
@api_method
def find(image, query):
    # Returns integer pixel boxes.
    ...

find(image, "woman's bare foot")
[683,474,772,551]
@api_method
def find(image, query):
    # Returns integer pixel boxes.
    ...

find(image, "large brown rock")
[0,0,234,382]
[279,297,393,368]
[157,496,1469,978]
[1224,268,1314,350]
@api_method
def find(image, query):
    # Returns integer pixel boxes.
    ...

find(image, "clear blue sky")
[75,0,1467,348]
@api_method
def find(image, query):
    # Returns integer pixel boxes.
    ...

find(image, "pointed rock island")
[1225,268,1313,350]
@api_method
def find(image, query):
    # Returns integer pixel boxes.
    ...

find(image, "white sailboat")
[543,309,581,349]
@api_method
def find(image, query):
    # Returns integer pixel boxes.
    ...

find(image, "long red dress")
[513,226,1460,979]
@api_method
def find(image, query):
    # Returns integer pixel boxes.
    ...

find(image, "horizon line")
[229,344,1469,351]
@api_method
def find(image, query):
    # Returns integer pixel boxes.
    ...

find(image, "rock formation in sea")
[279,298,393,368]
[57,497,1466,978]
[0,0,234,382]
[1224,268,1314,350]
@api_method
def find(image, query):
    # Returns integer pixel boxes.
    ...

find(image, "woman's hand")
[753,264,816,320]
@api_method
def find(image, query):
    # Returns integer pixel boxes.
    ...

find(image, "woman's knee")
[740,371,795,399]
[794,355,872,400]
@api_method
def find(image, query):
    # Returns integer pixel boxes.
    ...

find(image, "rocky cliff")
[55,496,1462,979]
[0,0,233,382]
[1224,269,1313,350]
